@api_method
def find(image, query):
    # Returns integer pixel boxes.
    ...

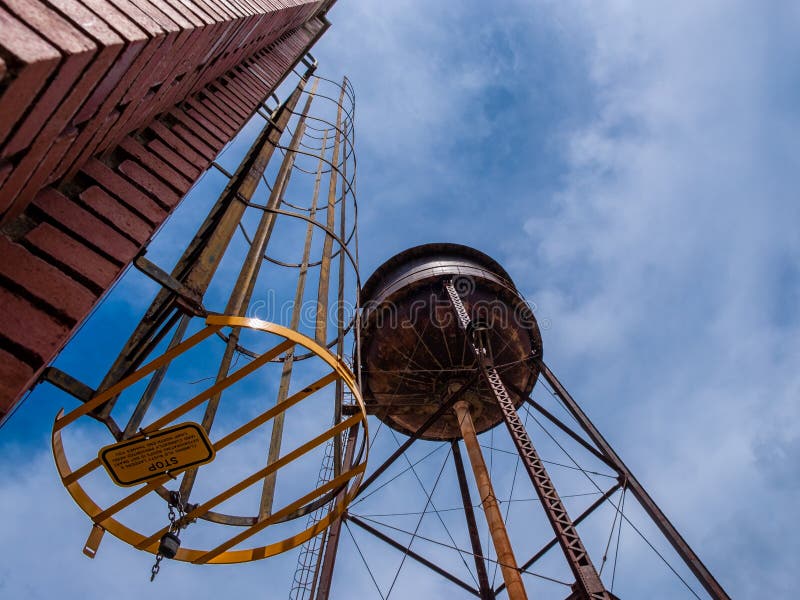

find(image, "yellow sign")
[98,422,215,487]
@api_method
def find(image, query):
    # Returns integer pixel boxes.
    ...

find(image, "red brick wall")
[0,1,333,422]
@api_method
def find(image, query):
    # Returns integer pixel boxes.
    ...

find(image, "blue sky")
[2,1,799,598]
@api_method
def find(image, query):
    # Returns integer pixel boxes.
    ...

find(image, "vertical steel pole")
[333,76,349,478]
[454,400,528,600]
[258,84,324,518]
[121,314,191,438]
[314,425,358,600]
[314,83,345,346]
[452,439,495,600]
[445,281,609,600]
[178,79,321,505]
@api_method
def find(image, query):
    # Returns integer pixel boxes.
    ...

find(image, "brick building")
[0,0,336,422]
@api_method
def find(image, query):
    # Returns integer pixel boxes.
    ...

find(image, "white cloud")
[4,1,799,598]
[521,1,800,595]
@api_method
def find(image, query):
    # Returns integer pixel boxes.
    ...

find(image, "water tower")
[311,243,731,600]
[17,65,730,598]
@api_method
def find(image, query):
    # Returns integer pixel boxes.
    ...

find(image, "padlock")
[158,531,181,559]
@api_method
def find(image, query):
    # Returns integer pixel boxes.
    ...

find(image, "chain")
[150,491,187,582]
[150,555,162,581]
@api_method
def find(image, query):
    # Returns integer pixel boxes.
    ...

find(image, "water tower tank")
[360,243,542,440]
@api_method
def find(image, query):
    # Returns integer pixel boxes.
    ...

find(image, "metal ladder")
[288,406,351,600]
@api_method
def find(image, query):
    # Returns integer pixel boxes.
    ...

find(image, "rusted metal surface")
[454,400,528,600]
[446,280,610,600]
[495,482,623,596]
[352,243,727,599]
[314,424,359,600]
[452,439,495,600]
[359,243,542,440]
[355,375,478,497]
[539,361,732,600]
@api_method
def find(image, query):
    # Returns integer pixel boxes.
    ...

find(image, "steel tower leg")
[444,281,610,600]
[451,440,495,600]
[481,364,609,599]
[454,401,528,600]
[314,426,359,600]
[538,361,731,600]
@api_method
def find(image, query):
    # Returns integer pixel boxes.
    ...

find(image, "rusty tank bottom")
[359,243,543,440]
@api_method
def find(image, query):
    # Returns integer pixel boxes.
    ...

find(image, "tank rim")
[360,242,517,301]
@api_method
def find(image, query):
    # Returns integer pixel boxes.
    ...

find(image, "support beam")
[122,314,191,439]
[483,366,609,599]
[355,373,479,496]
[179,79,320,507]
[452,440,495,600]
[538,361,731,600]
[444,281,609,600]
[41,368,95,403]
[257,79,321,518]
[495,483,622,596]
[133,256,204,316]
[348,515,481,597]
[454,401,528,600]
[315,425,359,600]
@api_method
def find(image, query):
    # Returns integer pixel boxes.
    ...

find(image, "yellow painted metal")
[98,422,215,487]
[52,316,368,564]
[54,325,222,430]
[83,524,105,558]
[65,370,340,522]
[135,414,362,552]
[62,340,315,487]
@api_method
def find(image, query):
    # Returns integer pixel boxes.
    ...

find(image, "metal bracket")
[83,524,105,558]
[340,403,359,415]
[211,162,234,179]
[41,367,95,403]
[40,367,123,437]
[263,93,281,114]
[301,53,318,71]
[134,255,206,316]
